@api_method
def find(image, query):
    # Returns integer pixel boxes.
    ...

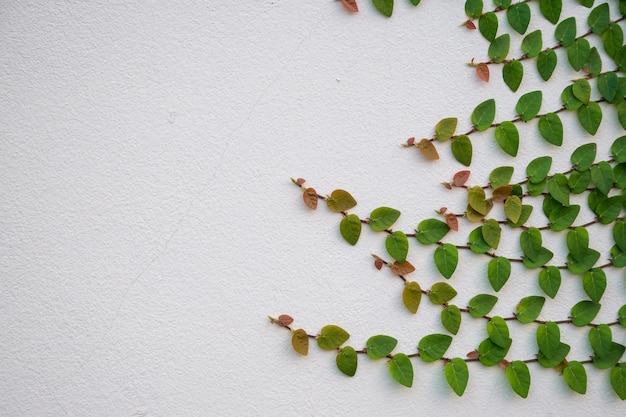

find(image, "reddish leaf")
[492,185,512,202]
[391,260,416,276]
[453,170,471,187]
[446,214,459,232]
[418,139,440,160]
[466,350,479,359]
[278,314,294,327]
[406,137,416,146]
[296,178,305,186]
[499,359,511,369]
[476,63,490,82]
[340,0,358,12]
[303,188,318,210]
[465,20,477,30]
[439,207,448,214]
[374,259,384,270]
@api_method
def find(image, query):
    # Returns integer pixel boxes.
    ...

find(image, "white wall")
[1,1,624,415]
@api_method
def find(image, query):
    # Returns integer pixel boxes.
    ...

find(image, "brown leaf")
[476,63,490,82]
[303,188,318,210]
[465,20,477,30]
[439,207,448,214]
[391,260,415,276]
[278,314,294,327]
[492,185,512,203]
[446,214,459,232]
[498,359,511,369]
[296,178,306,186]
[374,259,384,270]
[406,137,415,146]
[466,350,479,360]
[453,170,471,187]
[291,329,309,356]
[340,0,358,12]
[418,139,440,160]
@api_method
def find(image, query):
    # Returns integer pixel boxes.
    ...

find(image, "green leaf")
[571,143,596,171]
[537,49,557,81]
[537,322,561,359]
[543,194,562,218]
[586,47,602,76]
[578,0,593,6]
[369,207,401,231]
[570,300,601,326]
[410,0,421,5]
[318,325,350,350]
[494,0,511,6]
[487,316,510,348]
[589,324,612,358]
[567,38,591,72]
[602,23,624,59]
[596,195,622,224]
[340,214,361,246]
[291,328,309,355]
[610,363,626,400]
[578,102,603,135]
[555,17,577,47]
[562,84,583,110]
[549,204,580,231]
[442,305,462,335]
[386,231,409,263]
[494,121,519,156]
[522,246,553,268]
[366,335,398,359]
[572,79,591,104]
[507,2,530,34]
[488,34,510,63]
[539,266,561,299]
[538,112,563,146]
[567,247,600,274]
[591,161,614,194]
[522,30,543,58]
[419,333,452,362]
[429,282,457,304]
[567,227,589,260]
[482,219,501,249]
[336,346,358,377]
[593,342,625,369]
[488,257,511,292]
[620,304,626,328]
[445,358,469,396]
[479,12,498,42]
[464,0,483,19]
[508,203,533,228]
[402,281,422,314]
[612,136,626,163]
[588,2,610,34]
[472,99,496,131]
[520,227,542,262]
[563,361,587,394]
[597,72,618,102]
[490,166,514,189]
[478,338,511,366]
[504,195,522,223]
[451,135,473,166]
[506,361,531,398]
[468,294,498,318]
[468,186,490,215]
[416,218,450,245]
[516,91,542,122]
[618,102,626,130]
[614,220,626,251]
[389,353,413,388]
[615,164,626,189]
[547,173,570,206]
[568,169,591,194]
[527,156,552,183]
[434,243,458,279]
[326,189,357,212]
[469,226,491,254]
[502,60,523,92]
[516,296,546,324]
[539,0,561,24]
[372,0,394,17]
[611,245,626,267]
[537,342,570,368]
[435,117,457,141]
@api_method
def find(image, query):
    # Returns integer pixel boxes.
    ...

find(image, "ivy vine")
[270,0,626,400]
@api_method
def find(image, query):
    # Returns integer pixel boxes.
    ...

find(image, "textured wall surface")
[1,1,625,415]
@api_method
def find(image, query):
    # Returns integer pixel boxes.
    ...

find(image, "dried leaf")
[340,0,358,12]
[453,170,471,186]
[391,260,416,276]
[465,20,477,30]
[278,314,294,327]
[296,178,305,186]
[492,185,512,202]
[292,329,309,356]
[406,137,415,146]
[418,139,440,160]
[476,63,490,82]
[446,214,459,232]
[374,259,384,270]
[303,188,318,210]
[466,350,479,360]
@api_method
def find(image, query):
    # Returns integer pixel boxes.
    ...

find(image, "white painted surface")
[1,1,625,415]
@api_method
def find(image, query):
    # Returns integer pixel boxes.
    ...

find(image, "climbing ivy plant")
[269,0,626,400]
